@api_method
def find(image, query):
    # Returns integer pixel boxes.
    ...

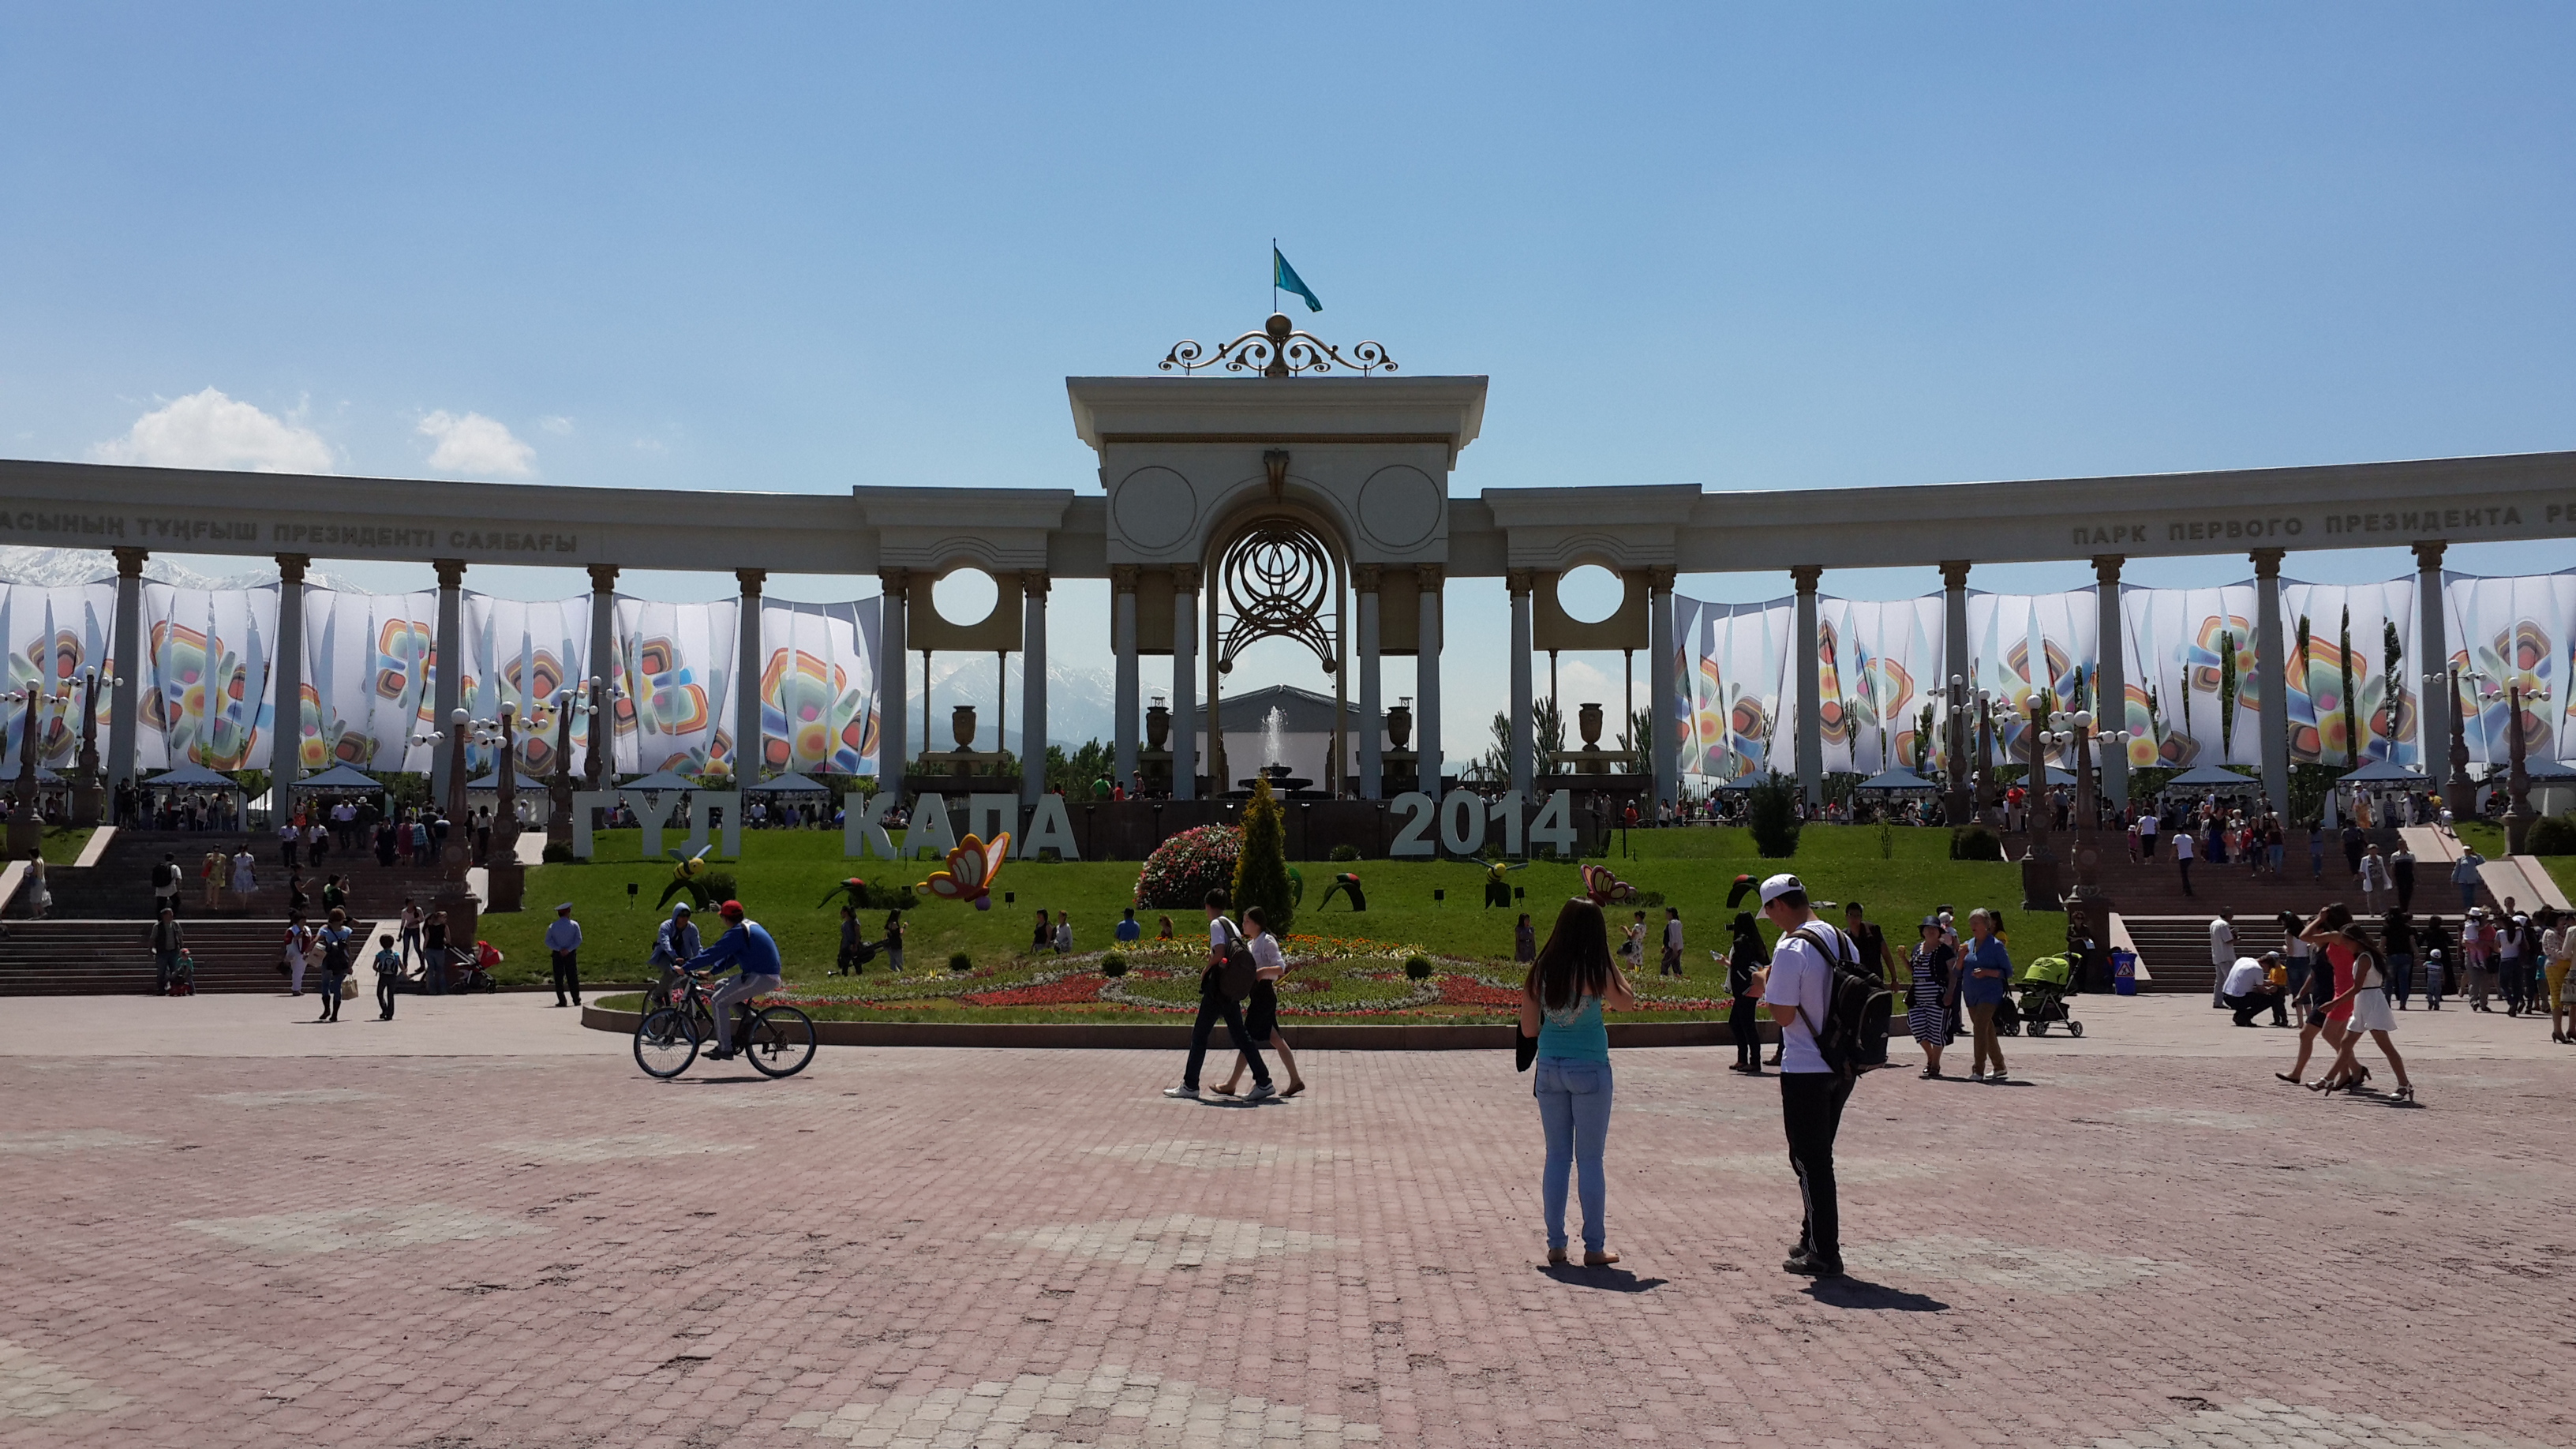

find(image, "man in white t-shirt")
[2208,909,2236,1008]
[2140,808,2160,857]
[2173,827,2196,897]
[1748,873,1853,1279]
[1164,889,1275,1102]
[2221,954,2283,1027]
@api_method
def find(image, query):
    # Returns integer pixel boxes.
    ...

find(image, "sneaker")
[1245,1082,1278,1102]
[1162,1086,1201,1099]
[1782,1249,1844,1277]
[704,1047,737,1061]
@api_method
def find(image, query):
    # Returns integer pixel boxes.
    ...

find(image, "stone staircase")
[0,919,350,995]
[47,829,459,922]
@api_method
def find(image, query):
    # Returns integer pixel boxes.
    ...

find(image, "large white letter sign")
[569,790,616,859]
[844,792,900,859]
[1438,789,1485,856]
[1488,792,1525,856]
[1388,792,1437,857]
[1020,794,1081,861]
[907,793,960,860]
[1529,789,1576,857]
[683,791,742,859]
[620,788,683,859]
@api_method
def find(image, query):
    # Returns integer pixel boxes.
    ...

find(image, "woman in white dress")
[23,851,49,919]
[2304,904,2414,1103]
[230,848,258,909]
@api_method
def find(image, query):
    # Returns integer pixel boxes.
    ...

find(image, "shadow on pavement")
[1801,1276,1948,1312]
[1533,1264,1667,1293]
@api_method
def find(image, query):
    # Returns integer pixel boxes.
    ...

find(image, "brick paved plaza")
[5,994,2572,1448]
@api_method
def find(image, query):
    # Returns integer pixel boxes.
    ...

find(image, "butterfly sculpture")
[920,832,1010,911]
[1578,863,1635,908]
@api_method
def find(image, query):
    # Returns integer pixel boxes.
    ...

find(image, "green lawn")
[479,823,2024,998]
[34,826,92,863]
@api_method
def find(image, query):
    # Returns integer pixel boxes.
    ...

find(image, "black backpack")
[1788,925,1894,1083]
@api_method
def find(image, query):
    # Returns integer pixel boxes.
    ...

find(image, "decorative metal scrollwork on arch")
[1216,522,1338,675]
[1162,313,1397,378]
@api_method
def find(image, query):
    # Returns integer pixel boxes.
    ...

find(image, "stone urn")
[1386,702,1413,753]
[1145,701,1170,753]
[1578,702,1605,751]
[951,704,978,752]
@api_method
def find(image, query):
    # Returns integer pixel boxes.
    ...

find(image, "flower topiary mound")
[1136,824,1242,910]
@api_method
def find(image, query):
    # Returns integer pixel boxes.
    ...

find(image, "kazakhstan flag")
[1273,246,1323,313]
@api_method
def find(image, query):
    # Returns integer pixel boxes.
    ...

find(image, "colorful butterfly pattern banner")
[0,581,881,781]
[1672,569,2576,780]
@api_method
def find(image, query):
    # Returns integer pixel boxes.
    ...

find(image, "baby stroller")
[426,941,503,994]
[2012,953,2084,1037]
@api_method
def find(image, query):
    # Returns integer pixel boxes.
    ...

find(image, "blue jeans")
[1533,1058,1613,1253]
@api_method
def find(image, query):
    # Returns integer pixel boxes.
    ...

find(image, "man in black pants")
[1725,912,1765,1074]
[1749,874,1852,1278]
[1164,889,1275,1102]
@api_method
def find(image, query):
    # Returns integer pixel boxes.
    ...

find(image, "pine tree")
[1232,774,1295,937]
[2218,632,2238,760]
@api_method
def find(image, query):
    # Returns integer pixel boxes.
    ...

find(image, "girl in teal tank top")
[1518,898,1638,1267]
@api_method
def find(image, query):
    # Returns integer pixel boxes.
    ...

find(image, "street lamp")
[2423,665,2477,818]
[2485,676,2552,855]
[2018,691,2061,909]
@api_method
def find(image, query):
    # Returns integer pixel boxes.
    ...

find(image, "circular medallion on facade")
[1112,466,1196,552]
[1357,465,1442,550]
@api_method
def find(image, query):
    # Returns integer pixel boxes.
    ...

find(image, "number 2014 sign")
[1387,789,1575,859]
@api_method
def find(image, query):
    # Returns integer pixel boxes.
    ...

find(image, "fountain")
[1234,703,1323,798]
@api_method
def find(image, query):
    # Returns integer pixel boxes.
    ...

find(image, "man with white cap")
[1747,872,1853,1278]
[545,901,583,1008]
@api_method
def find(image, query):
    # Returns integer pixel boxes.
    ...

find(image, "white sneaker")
[1163,1086,1200,1099]
[1245,1082,1278,1102]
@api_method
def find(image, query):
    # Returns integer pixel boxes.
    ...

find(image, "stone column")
[108,547,146,794]
[2093,555,2129,808]
[1507,570,1535,798]
[430,559,465,803]
[1020,571,1050,804]
[1356,565,1383,799]
[268,554,310,819]
[734,570,766,783]
[1647,567,1678,807]
[878,569,909,801]
[1112,566,1140,790]
[1416,564,1444,795]
[1171,565,1199,801]
[1792,565,1824,808]
[2415,541,2447,776]
[2252,548,2290,818]
[1941,560,1972,822]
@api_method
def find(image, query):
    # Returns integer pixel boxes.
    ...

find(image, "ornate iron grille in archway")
[1216,522,1338,676]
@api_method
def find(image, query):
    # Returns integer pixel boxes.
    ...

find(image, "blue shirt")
[545,918,582,953]
[1536,994,1609,1063]
[1960,937,2012,1005]
[1115,917,1141,943]
[687,920,782,979]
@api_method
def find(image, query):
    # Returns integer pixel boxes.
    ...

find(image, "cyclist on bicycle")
[650,902,701,1002]
[681,900,782,1061]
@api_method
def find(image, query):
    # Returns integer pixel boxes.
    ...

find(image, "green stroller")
[2012,953,2084,1037]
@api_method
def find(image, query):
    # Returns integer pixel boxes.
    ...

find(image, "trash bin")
[2110,949,2138,996]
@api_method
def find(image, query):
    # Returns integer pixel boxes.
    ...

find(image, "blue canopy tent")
[1852,766,1938,792]
[2166,763,2260,790]
[2335,758,2427,785]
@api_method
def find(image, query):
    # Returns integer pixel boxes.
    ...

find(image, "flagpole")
[1271,238,1278,316]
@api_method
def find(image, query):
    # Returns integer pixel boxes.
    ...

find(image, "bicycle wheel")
[634,1007,701,1079]
[743,1005,816,1078]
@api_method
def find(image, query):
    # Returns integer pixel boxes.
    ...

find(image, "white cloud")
[537,415,575,436]
[418,410,536,477]
[89,388,334,473]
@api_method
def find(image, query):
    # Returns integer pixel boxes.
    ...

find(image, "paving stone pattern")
[5,1018,2575,1447]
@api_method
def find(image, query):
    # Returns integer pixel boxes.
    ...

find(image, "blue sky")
[4,4,2571,749]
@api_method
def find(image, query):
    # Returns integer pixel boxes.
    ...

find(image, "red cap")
[719,900,745,920]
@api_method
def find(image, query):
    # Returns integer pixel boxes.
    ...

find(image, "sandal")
[2274,1072,2300,1084]
[1280,1083,1305,1099]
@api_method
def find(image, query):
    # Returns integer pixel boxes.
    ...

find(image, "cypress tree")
[1232,775,1296,938]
